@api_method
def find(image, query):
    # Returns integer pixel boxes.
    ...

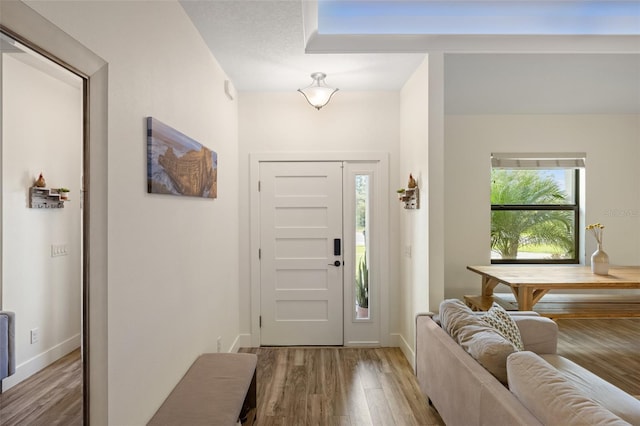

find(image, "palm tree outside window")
[490,153,585,264]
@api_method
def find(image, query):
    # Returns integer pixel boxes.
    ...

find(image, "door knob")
[328,260,341,267]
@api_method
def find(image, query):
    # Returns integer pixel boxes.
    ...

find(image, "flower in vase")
[586,223,605,245]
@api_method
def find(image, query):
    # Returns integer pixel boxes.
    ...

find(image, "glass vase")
[591,243,609,275]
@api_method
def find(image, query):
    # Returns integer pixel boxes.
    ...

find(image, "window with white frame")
[490,153,585,264]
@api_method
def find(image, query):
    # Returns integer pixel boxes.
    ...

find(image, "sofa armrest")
[0,311,15,381]
[513,316,557,354]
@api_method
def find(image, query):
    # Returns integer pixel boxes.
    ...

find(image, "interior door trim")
[0,26,90,420]
[1,3,109,422]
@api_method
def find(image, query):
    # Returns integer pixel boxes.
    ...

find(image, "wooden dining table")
[466,265,640,311]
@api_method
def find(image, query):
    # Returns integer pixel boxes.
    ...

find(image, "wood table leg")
[531,289,549,306]
[510,287,549,311]
[481,276,500,297]
[510,287,534,311]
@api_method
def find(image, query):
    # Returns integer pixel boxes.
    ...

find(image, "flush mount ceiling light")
[298,72,339,110]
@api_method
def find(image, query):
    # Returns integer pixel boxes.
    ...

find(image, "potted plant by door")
[355,254,369,319]
[57,187,70,200]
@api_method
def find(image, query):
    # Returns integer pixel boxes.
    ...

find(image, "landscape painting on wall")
[147,117,217,199]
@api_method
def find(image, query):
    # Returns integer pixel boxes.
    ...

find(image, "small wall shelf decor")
[397,174,420,209]
[29,187,69,209]
[397,187,419,209]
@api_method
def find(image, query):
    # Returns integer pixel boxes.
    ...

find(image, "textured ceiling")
[180,1,640,113]
[179,0,427,92]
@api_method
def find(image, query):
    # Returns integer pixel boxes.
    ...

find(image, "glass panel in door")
[355,174,370,320]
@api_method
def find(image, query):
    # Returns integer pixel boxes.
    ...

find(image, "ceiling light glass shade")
[298,72,338,110]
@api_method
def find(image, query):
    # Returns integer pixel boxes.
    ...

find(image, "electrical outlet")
[30,328,40,344]
[217,336,222,353]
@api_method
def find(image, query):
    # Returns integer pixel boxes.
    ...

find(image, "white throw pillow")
[483,302,525,351]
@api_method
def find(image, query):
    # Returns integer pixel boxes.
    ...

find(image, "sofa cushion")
[508,351,631,426]
[440,299,517,384]
[541,354,640,425]
[483,302,525,351]
[457,325,518,385]
[439,299,481,341]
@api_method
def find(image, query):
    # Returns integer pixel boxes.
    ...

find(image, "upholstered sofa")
[415,300,640,426]
[0,311,15,384]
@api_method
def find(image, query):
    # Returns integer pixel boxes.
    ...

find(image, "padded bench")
[148,353,257,426]
[464,293,640,319]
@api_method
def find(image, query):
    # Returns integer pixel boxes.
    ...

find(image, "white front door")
[259,161,343,345]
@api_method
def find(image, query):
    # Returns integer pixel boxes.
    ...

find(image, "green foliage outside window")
[491,169,576,260]
[355,252,368,309]
[355,175,368,230]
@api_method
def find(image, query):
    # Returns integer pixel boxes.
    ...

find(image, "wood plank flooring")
[556,318,640,398]
[0,349,82,426]
[239,347,443,426]
[0,320,637,425]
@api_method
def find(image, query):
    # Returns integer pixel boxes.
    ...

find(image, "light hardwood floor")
[0,319,638,425]
[0,348,82,426]
[239,347,443,426]
[556,318,640,398]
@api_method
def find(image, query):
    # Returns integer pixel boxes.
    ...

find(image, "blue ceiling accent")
[318,1,640,35]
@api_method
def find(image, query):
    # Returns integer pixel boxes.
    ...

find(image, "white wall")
[1,53,82,390]
[16,1,639,421]
[398,56,430,362]
[444,114,640,299]
[238,91,401,344]
[25,1,240,424]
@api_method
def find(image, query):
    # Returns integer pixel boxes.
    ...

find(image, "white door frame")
[0,9,109,422]
[249,152,390,347]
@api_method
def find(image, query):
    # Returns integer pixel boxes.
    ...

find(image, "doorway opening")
[0,29,86,423]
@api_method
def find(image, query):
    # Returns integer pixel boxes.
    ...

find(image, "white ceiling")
[180,1,640,114]
[180,0,426,92]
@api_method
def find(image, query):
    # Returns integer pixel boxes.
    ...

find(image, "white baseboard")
[229,332,413,366]
[391,332,415,370]
[344,340,381,347]
[230,333,252,353]
[2,334,81,391]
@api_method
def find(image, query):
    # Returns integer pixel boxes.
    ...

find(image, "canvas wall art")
[147,117,217,199]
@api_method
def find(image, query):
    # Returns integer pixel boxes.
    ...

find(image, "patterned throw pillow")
[482,303,524,351]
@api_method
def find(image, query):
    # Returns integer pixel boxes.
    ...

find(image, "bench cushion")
[148,353,257,426]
